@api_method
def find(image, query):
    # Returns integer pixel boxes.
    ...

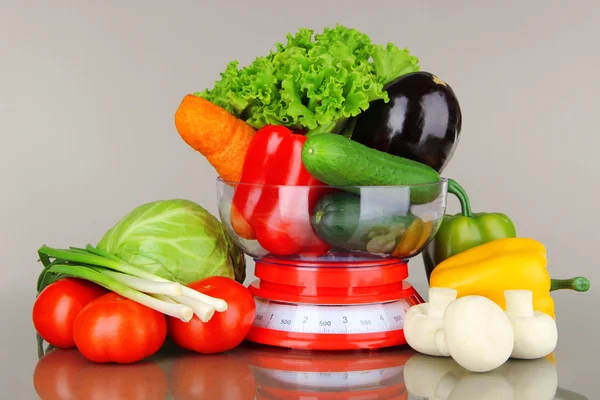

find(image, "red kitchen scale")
[217,178,447,351]
[245,255,423,351]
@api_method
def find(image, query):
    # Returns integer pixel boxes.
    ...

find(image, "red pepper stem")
[447,179,473,218]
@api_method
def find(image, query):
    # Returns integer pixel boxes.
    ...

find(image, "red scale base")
[245,256,424,351]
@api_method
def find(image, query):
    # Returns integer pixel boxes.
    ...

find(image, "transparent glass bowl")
[217,178,448,262]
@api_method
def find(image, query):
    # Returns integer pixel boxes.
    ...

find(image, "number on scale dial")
[252,298,412,334]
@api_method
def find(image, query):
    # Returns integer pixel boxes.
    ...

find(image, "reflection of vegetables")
[301,133,442,204]
[33,349,89,399]
[422,179,516,281]
[73,292,167,363]
[231,125,331,256]
[174,94,256,182]
[198,25,419,134]
[98,199,246,285]
[498,358,558,400]
[404,353,559,400]
[34,348,169,399]
[435,295,515,373]
[429,238,590,319]
[167,277,256,354]
[403,354,469,398]
[75,358,168,399]
[348,72,462,173]
[505,290,557,360]
[404,287,457,357]
[37,245,229,323]
[32,278,106,349]
[168,353,257,400]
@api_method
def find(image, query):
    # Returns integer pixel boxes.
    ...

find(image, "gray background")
[1,0,599,397]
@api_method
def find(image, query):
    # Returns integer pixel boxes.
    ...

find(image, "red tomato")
[32,278,107,348]
[168,353,257,400]
[33,348,89,399]
[73,292,167,363]
[167,276,256,354]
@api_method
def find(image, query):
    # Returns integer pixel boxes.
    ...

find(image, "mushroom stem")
[428,287,458,318]
[505,290,534,318]
[435,329,450,357]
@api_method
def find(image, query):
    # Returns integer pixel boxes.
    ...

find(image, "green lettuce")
[197,25,420,133]
[97,199,246,285]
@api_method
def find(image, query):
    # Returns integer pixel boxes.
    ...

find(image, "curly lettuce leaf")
[197,25,420,133]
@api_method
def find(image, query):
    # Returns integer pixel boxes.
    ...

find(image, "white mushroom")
[404,287,458,357]
[504,290,558,360]
[435,295,515,373]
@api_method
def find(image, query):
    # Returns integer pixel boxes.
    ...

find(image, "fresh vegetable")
[504,290,557,360]
[391,218,434,258]
[301,133,442,203]
[198,25,420,134]
[97,199,246,285]
[404,287,458,357]
[167,276,256,354]
[32,278,106,348]
[73,292,167,363]
[230,125,331,256]
[37,244,229,323]
[435,295,515,373]
[347,71,462,172]
[174,94,256,182]
[310,190,414,253]
[429,237,590,319]
[168,353,257,400]
[422,179,517,281]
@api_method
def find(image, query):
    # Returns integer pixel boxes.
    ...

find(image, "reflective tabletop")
[31,338,589,400]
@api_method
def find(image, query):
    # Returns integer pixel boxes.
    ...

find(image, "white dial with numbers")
[252,297,412,334]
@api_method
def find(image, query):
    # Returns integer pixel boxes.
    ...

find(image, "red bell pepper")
[230,125,331,256]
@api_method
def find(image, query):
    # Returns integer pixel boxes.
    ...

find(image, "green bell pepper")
[422,179,517,282]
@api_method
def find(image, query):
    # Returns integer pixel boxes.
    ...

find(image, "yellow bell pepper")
[392,219,433,258]
[429,237,589,319]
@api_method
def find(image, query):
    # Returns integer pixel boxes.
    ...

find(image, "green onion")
[36,244,229,323]
[48,264,194,322]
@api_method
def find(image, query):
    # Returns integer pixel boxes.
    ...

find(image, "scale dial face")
[252,297,412,335]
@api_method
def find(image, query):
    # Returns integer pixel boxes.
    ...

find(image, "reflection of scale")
[234,344,412,400]
[245,256,423,350]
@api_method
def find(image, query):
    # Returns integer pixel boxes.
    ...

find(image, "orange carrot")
[174,94,256,182]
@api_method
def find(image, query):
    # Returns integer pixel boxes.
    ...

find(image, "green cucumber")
[311,191,414,253]
[302,133,442,204]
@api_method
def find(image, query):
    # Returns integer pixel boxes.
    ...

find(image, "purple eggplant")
[348,72,462,173]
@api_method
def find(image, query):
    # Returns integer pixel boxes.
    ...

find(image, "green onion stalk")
[36,244,228,323]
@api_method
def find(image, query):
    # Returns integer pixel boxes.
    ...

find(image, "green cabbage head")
[97,199,246,284]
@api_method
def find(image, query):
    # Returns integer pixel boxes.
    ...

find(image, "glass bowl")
[217,178,448,263]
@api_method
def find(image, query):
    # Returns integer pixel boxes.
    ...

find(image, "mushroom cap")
[441,295,514,373]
